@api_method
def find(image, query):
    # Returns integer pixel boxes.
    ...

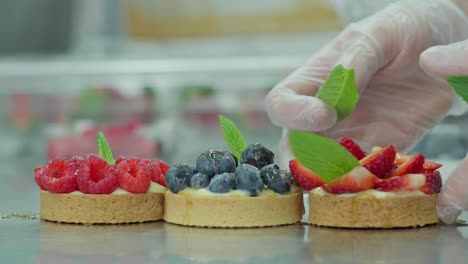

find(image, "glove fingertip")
[420,42,468,79]
[266,90,337,132]
[436,204,462,224]
[420,46,447,79]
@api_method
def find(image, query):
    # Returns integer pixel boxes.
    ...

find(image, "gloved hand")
[421,39,468,224]
[265,0,468,168]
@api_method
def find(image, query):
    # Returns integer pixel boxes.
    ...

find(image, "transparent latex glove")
[265,0,468,168]
[421,40,468,224]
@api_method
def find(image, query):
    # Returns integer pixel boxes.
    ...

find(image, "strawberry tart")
[163,145,304,228]
[34,133,169,224]
[290,136,442,228]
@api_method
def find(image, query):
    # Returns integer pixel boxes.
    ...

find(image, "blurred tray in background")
[0,57,299,166]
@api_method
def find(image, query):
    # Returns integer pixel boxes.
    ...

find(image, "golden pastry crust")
[164,191,304,228]
[309,192,439,228]
[40,191,164,224]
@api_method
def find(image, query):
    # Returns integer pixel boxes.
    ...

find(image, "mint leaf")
[97,132,115,165]
[289,130,359,183]
[447,76,468,104]
[315,65,359,120]
[219,115,248,160]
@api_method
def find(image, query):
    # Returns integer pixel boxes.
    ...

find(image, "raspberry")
[76,155,118,194]
[34,166,46,190]
[115,156,129,165]
[40,159,78,193]
[141,158,165,186]
[117,158,150,193]
[69,156,84,170]
[159,160,170,177]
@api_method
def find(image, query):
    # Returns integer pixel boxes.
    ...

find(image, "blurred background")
[0,0,466,211]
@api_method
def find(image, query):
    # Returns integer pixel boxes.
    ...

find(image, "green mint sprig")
[315,65,360,120]
[447,76,468,104]
[219,115,248,160]
[97,132,115,165]
[289,130,359,183]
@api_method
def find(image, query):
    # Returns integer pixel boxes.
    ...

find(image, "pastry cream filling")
[69,182,166,195]
[310,187,425,198]
[178,185,301,197]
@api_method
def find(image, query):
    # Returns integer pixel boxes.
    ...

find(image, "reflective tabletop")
[1,218,468,264]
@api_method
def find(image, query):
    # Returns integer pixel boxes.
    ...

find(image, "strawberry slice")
[375,173,426,192]
[322,166,379,194]
[422,161,443,170]
[359,146,396,178]
[420,170,442,194]
[339,137,366,160]
[289,159,324,191]
[375,170,442,194]
[388,153,425,177]
[395,153,442,170]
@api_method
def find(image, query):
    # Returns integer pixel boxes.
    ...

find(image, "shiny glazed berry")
[196,150,237,178]
[190,172,210,189]
[240,143,274,169]
[260,164,291,194]
[208,173,237,193]
[165,164,197,193]
[235,164,264,196]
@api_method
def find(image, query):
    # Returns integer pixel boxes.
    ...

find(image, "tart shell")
[40,191,164,224]
[309,191,439,228]
[164,191,304,228]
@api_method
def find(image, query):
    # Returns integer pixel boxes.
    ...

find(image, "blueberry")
[216,152,237,174]
[196,152,215,177]
[260,164,280,184]
[196,150,237,177]
[190,172,210,189]
[235,164,264,196]
[165,164,197,193]
[208,173,237,193]
[284,171,296,185]
[260,164,291,194]
[240,143,274,169]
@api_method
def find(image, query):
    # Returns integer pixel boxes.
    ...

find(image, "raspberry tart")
[289,132,442,228]
[35,133,168,224]
[163,116,304,228]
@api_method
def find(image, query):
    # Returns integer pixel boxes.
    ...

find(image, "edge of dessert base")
[163,190,304,228]
[308,191,439,229]
[40,191,164,224]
